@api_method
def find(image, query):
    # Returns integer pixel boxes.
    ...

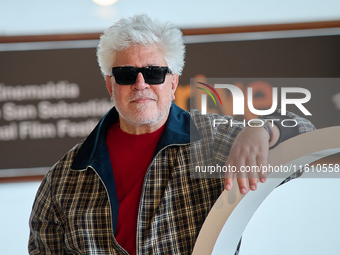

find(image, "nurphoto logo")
[196,82,312,128]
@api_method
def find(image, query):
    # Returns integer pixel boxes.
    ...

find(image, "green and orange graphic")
[196,82,222,106]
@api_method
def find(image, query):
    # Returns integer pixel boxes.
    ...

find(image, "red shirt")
[106,122,165,254]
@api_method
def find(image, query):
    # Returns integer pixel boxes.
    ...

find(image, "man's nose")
[132,72,149,90]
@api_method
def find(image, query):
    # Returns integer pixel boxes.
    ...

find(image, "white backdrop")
[1,0,340,35]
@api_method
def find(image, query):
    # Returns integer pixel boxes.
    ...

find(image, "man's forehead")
[113,45,167,67]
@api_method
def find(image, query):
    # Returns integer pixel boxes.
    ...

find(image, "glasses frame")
[111,66,172,85]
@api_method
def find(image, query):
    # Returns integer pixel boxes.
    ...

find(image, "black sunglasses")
[112,66,172,85]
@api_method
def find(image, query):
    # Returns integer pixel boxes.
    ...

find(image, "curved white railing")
[192,126,340,255]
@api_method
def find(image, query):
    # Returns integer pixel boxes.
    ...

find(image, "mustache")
[127,91,158,102]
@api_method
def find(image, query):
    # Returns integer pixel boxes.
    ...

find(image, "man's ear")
[105,75,113,97]
[171,73,179,100]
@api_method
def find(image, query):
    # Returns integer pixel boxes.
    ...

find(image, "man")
[28,14,315,254]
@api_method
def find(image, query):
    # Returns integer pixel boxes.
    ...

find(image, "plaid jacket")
[28,103,315,254]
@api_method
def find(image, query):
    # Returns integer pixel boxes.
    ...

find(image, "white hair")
[96,14,185,77]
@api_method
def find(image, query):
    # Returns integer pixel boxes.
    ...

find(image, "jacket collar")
[71,102,201,171]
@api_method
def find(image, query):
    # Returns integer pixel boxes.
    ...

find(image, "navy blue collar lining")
[154,103,201,156]
[71,108,118,170]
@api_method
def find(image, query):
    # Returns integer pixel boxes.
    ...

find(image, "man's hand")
[224,124,279,194]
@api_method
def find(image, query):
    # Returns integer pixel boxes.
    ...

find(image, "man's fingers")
[224,164,235,190]
[235,162,247,194]
[245,157,258,191]
[247,175,258,191]
[256,153,268,183]
[224,177,233,191]
[225,150,269,193]
[258,171,267,183]
[236,177,248,194]
[224,126,271,194]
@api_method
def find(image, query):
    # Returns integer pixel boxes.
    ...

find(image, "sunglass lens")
[144,67,165,84]
[113,68,137,85]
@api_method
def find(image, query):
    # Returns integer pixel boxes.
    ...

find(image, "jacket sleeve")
[28,170,66,254]
[262,109,316,148]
